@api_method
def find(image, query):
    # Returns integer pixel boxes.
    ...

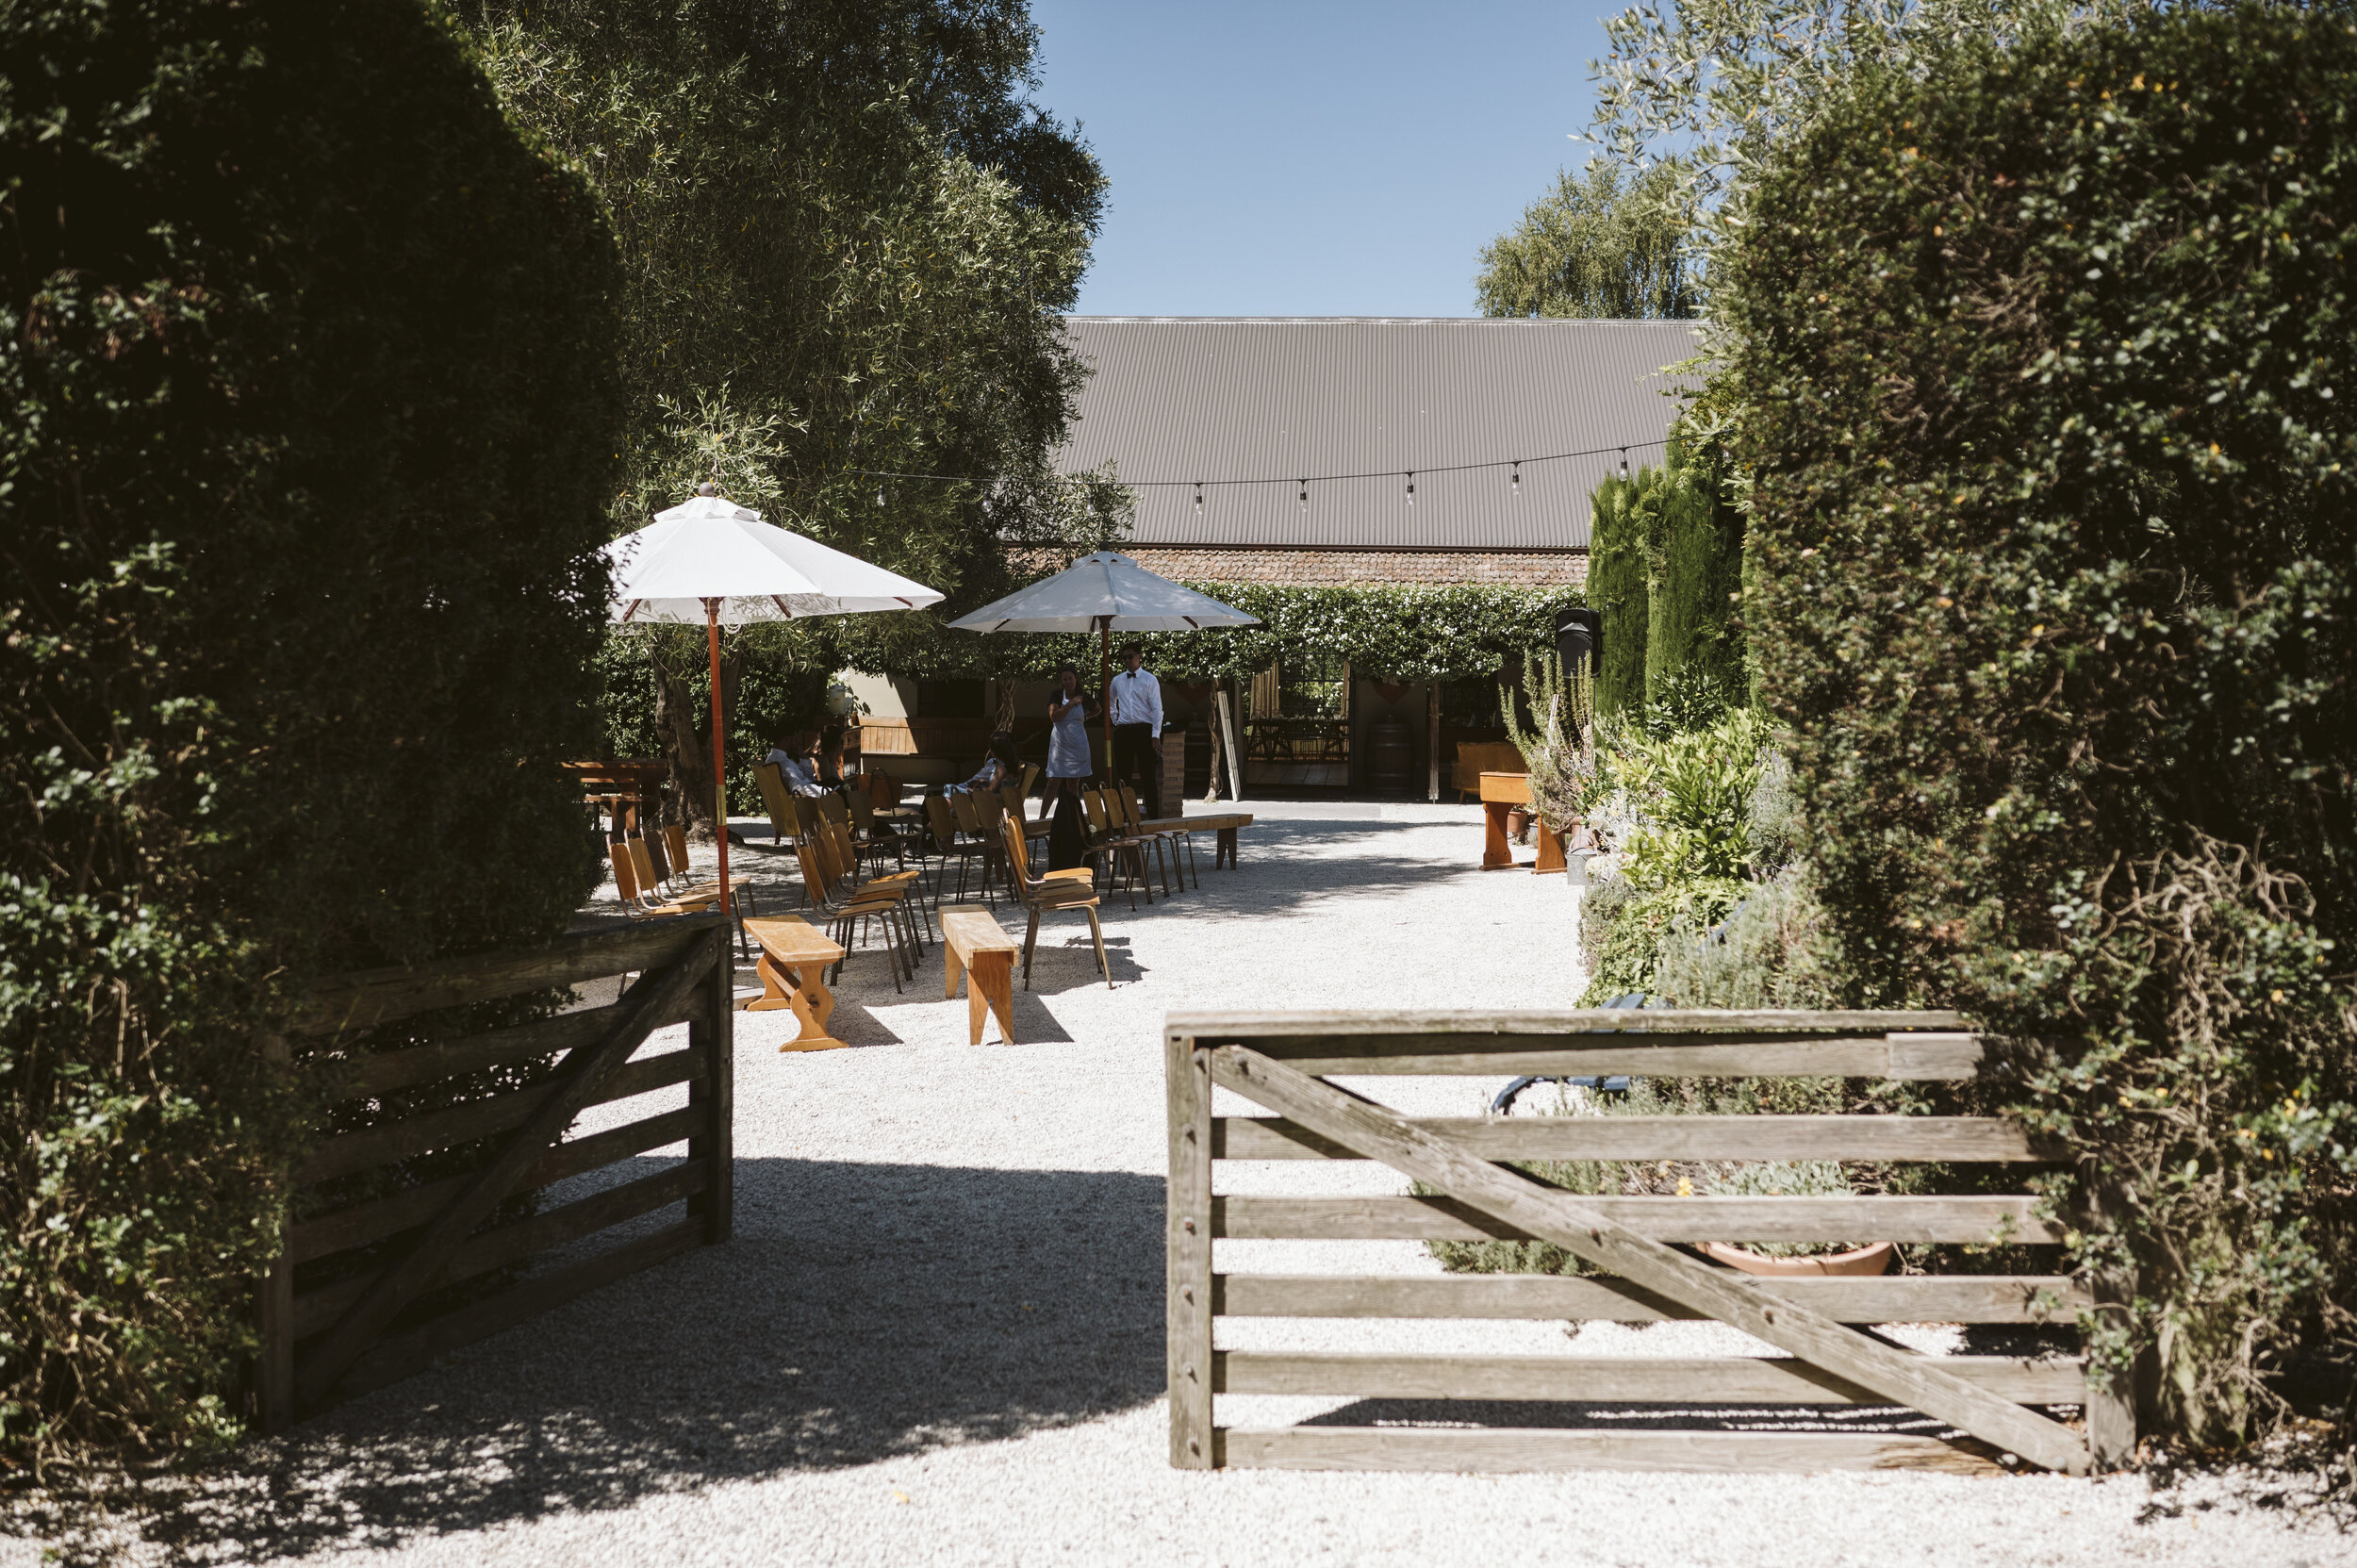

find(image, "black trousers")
[1112,721,1161,818]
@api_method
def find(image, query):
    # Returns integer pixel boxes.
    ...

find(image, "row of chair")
[606,822,756,956]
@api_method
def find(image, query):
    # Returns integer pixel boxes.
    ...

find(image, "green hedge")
[1722,6,2357,1447]
[1587,474,1653,716]
[0,0,621,1466]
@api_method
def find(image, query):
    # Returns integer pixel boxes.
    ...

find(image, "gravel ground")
[23,803,2352,1566]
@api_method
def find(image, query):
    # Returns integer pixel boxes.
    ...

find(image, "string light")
[1298,479,1308,510]
[875,485,885,507]
[1405,470,1416,506]
[1510,460,1521,498]
[843,437,1671,493]
[1194,482,1204,517]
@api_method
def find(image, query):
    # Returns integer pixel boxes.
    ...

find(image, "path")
[81,805,2345,1567]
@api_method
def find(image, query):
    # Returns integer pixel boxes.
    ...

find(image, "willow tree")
[1475,162,1698,320]
[457,0,1122,822]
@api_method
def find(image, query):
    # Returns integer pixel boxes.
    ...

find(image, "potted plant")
[1698,1160,1893,1278]
[1502,652,1598,883]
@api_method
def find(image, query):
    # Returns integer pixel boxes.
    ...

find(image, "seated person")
[763,731,830,798]
[953,733,1022,796]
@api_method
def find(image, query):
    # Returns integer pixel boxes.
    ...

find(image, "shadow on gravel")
[132,1158,1166,1563]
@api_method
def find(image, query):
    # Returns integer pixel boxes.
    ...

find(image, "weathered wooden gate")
[256,916,733,1429]
[1165,1009,2128,1475]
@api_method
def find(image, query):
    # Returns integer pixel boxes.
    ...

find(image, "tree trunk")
[650,635,714,836]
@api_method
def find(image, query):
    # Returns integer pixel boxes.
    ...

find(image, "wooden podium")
[1477,771,1566,874]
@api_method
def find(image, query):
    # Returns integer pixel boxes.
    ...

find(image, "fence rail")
[1166,1008,2126,1476]
[256,916,733,1428]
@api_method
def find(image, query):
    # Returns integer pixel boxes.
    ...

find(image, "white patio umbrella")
[948,550,1258,776]
[604,484,944,912]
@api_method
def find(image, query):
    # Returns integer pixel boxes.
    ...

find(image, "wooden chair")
[998,814,1112,990]
[1116,784,1195,893]
[1082,788,1155,910]
[786,800,915,990]
[950,790,1007,907]
[817,799,932,949]
[609,839,715,918]
[924,793,990,909]
[657,821,758,912]
[753,760,800,843]
[846,791,905,874]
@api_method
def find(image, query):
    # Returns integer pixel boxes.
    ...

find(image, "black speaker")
[1556,606,1602,676]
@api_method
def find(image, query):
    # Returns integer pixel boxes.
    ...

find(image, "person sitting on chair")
[955,732,1021,796]
[763,731,830,798]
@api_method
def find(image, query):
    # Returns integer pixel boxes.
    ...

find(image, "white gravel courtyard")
[77,803,2351,1566]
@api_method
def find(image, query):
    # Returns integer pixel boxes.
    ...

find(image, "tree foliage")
[456,0,1122,826]
[1586,431,1744,717]
[0,0,623,1467]
[1722,5,2357,1447]
[1475,162,1700,319]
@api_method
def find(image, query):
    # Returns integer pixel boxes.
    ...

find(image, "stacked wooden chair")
[788,796,925,990]
[606,829,753,958]
[998,813,1112,989]
[1082,787,1162,909]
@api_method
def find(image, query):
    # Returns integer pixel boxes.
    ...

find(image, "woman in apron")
[1044,665,1097,806]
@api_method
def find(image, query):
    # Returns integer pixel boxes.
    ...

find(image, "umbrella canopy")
[602,487,943,916]
[948,551,1258,634]
[950,553,1257,801]
[606,492,943,624]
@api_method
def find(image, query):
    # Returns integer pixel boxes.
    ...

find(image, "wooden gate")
[256,916,733,1429]
[1165,1009,2129,1475]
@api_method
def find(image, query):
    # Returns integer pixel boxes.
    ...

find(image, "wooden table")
[1138,812,1254,869]
[741,916,849,1051]
[941,904,1021,1046]
[1477,772,1565,874]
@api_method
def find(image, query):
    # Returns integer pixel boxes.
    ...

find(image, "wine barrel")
[1367,712,1414,796]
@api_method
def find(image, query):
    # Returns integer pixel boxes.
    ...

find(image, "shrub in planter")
[1722,6,2357,1446]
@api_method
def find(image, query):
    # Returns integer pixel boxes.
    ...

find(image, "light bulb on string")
[1510,461,1521,499]
[1194,483,1204,517]
[1405,470,1416,507]
[1618,449,1630,481]
[876,485,885,507]
[1298,479,1308,511]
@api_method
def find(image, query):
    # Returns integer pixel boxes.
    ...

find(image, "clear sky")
[1027,0,1622,319]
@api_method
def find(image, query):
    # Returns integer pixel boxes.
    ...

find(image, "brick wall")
[1124,547,1587,588]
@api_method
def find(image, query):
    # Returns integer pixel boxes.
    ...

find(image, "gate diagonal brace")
[1205,1044,2089,1476]
[294,928,722,1411]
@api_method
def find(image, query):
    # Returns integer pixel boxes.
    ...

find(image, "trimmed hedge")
[1723,6,2357,1446]
[1645,431,1745,703]
[0,0,621,1466]
[1586,473,1653,717]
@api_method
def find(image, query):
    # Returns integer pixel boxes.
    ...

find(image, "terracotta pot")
[1700,1240,1894,1278]
[1506,807,1530,839]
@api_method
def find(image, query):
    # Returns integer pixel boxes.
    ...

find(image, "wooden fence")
[255,916,733,1429]
[1166,1009,2127,1476]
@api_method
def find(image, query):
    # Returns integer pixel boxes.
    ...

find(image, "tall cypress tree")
[1587,470,1654,717]
[1645,429,1746,700]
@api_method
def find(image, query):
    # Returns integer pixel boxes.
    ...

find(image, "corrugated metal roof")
[1054,317,1704,552]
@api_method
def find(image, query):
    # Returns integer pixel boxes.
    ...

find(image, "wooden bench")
[1478,771,1565,873]
[741,916,848,1052]
[1138,811,1254,869]
[941,904,1021,1046]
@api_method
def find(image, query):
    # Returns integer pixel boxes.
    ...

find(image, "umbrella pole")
[1099,620,1113,787]
[707,600,730,917]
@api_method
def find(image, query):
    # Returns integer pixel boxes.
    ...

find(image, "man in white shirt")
[1107,643,1164,818]
[763,732,830,798]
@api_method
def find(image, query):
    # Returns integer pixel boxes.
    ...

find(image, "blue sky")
[1028,0,1623,318]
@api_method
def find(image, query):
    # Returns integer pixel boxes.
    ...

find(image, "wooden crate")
[1165,1009,2128,1475]
[255,916,733,1428]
